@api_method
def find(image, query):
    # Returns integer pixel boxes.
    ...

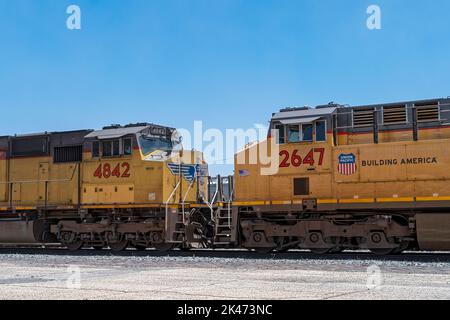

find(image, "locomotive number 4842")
[93,162,131,179]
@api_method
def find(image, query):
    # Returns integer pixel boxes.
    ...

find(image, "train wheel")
[253,247,274,254]
[309,248,332,254]
[370,248,395,255]
[109,240,129,252]
[65,240,84,251]
[153,243,175,252]
[391,242,409,255]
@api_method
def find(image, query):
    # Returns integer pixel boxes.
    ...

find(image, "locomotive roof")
[350,97,450,109]
[11,129,93,139]
[272,106,337,123]
[271,97,450,124]
[85,123,175,140]
[85,125,148,140]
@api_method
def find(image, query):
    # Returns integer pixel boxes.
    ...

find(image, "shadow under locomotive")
[1,247,450,263]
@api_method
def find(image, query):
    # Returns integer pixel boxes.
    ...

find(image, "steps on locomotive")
[213,207,235,245]
[165,210,188,244]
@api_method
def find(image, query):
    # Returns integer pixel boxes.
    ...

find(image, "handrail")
[201,187,219,222]
[209,189,219,222]
[181,179,195,224]
[164,180,181,233]
[227,186,234,228]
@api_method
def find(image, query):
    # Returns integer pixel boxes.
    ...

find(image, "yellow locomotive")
[234,97,450,253]
[0,123,208,250]
[1,97,450,255]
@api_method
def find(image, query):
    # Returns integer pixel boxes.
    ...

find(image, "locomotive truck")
[1,97,450,254]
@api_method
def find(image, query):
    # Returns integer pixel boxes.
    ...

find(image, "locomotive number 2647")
[279,148,325,168]
[93,162,131,179]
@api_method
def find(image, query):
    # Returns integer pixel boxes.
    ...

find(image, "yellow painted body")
[81,150,205,205]
[0,148,206,208]
[0,151,7,202]
[234,131,450,204]
[0,157,79,207]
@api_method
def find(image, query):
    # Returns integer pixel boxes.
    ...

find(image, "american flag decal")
[338,153,357,175]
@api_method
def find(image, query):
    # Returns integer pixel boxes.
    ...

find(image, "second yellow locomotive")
[234,97,450,253]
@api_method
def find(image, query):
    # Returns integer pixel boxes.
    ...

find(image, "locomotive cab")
[83,123,206,206]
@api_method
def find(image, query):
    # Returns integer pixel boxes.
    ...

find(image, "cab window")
[301,124,313,142]
[138,135,172,156]
[112,140,120,156]
[123,138,132,156]
[274,124,285,144]
[102,141,112,157]
[288,125,300,142]
[93,138,130,158]
[315,121,326,142]
[92,141,100,158]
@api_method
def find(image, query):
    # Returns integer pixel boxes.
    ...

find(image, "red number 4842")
[93,162,131,179]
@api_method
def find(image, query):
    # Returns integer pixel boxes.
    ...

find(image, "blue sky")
[1,0,450,174]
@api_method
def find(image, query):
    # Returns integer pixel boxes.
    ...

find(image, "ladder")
[164,161,196,244]
[213,207,234,245]
[165,209,187,243]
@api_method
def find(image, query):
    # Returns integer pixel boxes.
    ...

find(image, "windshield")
[138,135,173,156]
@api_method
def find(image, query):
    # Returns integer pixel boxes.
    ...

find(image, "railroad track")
[0,245,449,262]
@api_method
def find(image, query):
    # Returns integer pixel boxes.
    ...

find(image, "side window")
[274,124,285,144]
[288,125,300,143]
[92,141,100,158]
[112,140,120,156]
[315,121,326,142]
[293,178,309,196]
[123,138,132,155]
[301,124,313,142]
[100,139,131,158]
[102,141,112,157]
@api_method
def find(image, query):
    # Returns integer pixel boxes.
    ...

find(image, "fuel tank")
[0,220,39,243]
[416,213,450,250]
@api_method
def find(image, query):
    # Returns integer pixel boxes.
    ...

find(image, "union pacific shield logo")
[338,154,357,175]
